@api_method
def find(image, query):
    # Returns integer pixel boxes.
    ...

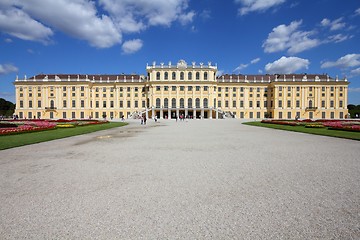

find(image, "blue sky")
[1,0,360,104]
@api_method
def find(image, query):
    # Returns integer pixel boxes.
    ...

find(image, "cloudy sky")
[1,0,360,103]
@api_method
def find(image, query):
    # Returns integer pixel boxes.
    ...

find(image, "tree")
[0,98,15,116]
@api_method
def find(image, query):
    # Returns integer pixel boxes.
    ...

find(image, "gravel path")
[0,119,359,239]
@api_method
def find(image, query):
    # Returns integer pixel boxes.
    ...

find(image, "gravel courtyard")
[0,119,359,239]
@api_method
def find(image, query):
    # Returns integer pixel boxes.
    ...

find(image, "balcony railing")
[305,107,317,111]
[45,107,57,110]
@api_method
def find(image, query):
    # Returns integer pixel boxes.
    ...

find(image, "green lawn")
[0,122,128,150]
[243,121,360,141]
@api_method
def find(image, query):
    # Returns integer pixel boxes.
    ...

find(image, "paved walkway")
[0,119,359,239]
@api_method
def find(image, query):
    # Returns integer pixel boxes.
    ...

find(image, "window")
[218,100,222,108]
[196,86,200,91]
[172,72,176,80]
[134,101,138,108]
[172,98,176,108]
[204,72,208,80]
[340,112,344,119]
[330,112,334,119]
[257,112,261,118]
[180,98,184,108]
[188,72,192,80]
[296,87,300,91]
[279,86,283,91]
[29,100,33,108]
[72,112,76,119]
[203,98,208,108]
[164,72,168,80]
[188,86,193,91]
[156,98,161,108]
[278,112,283,119]
[296,100,300,108]
[339,100,343,108]
[127,101,131,108]
[103,101,107,108]
[322,87,325,91]
[249,87,253,92]
[204,86,208,91]
[287,100,291,108]
[330,86,334,91]
[249,101,253,108]
[287,112,291,119]
[196,72,200,80]
[63,112,67,119]
[142,101,146,108]
[264,101,267,108]
[308,100,313,108]
[80,112,84,119]
[233,100,236,108]
[278,100,282,108]
[188,98,192,108]
[127,87,130,92]
[164,86,169,91]
[240,87,244,92]
[156,72,160,80]
[180,72,184,80]
[249,112,253,118]
[110,101,114,108]
[96,101,99,108]
[330,100,334,108]
[240,100,244,108]
[38,100,41,108]
[195,98,200,108]
[81,100,85,108]
[322,112,326,119]
[180,86,184,91]
[256,101,260,108]
[119,101,123,108]
[81,86,85,91]
[340,87,343,91]
[172,86,176,91]
[321,100,325,108]
[164,98,169,108]
[72,86,76,91]
[63,100,68,108]
[156,86,161,91]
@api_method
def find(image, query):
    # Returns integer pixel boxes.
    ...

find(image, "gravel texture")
[0,119,359,239]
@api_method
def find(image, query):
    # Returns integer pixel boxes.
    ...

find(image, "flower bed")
[261,119,360,132]
[0,119,109,135]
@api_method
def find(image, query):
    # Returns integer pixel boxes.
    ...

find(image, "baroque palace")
[14,60,349,120]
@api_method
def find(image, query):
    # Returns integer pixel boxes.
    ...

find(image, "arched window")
[50,100,54,108]
[172,72,176,80]
[309,100,313,108]
[156,98,161,108]
[196,98,200,108]
[172,98,176,108]
[203,98,208,108]
[180,98,184,108]
[180,72,184,80]
[188,98,192,108]
[156,72,160,80]
[204,72,208,80]
[196,72,200,80]
[164,98,168,108]
[188,72,192,80]
[164,72,168,80]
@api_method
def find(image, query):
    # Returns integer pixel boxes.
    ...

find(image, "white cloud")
[251,58,261,64]
[265,56,309,74]
[14,0,121,48]
[321,54,360,69]
[235,0,286,15]
[0,63,18,75]
[349,87,360,93]
[99,0,195,32]
[200,9,211,20]
[262,20,320,54]
[327,34,351,43]
[4,38,12,43]
[0,7,53,44]
[350,67,360,77]
[355,8,360,16]
[122,39,143,54]
[0,0,195,50]
[321,17,346,31]
[233,57,261,72]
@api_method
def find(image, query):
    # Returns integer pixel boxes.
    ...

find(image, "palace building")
[14,60,349,120]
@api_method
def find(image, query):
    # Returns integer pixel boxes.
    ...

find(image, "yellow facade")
[14,60,349,120]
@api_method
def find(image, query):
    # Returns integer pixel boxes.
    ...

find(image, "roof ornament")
[177,59,187,69]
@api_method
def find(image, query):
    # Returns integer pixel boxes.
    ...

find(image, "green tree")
[0,98,15,116]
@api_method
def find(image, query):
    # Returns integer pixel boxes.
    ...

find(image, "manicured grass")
[0,122,128,150]
[243,121,360,141]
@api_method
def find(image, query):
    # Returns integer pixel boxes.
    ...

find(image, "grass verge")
[0,122,128,150]
[243,121,360,141]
